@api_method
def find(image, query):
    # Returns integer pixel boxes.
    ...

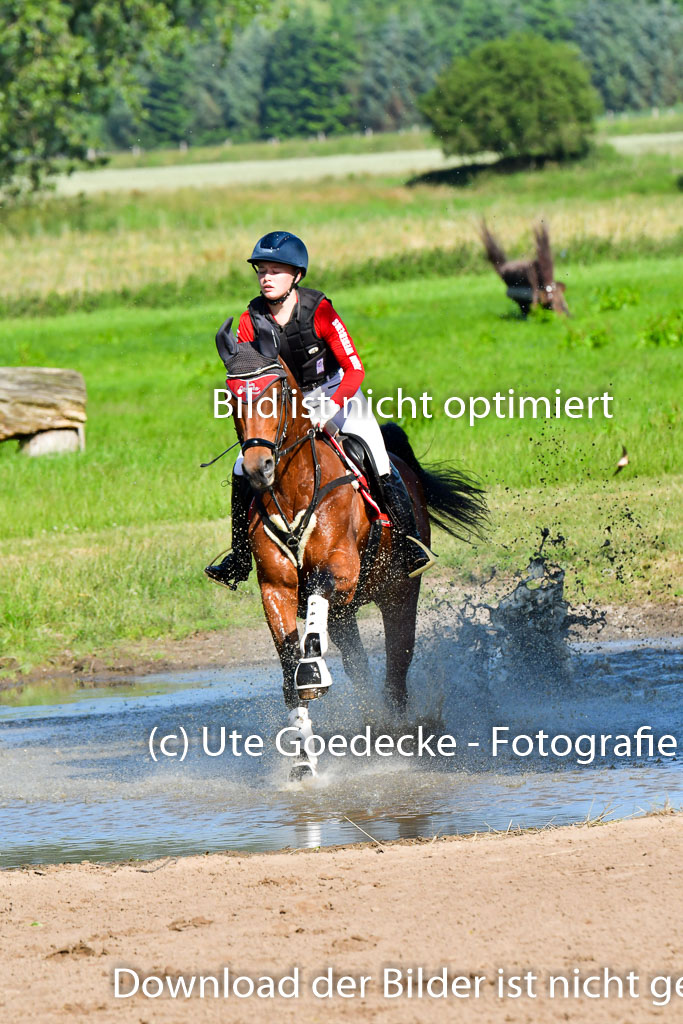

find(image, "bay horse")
[215,320,487,775]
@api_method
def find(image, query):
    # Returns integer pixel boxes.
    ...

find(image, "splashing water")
[0,551,679,866]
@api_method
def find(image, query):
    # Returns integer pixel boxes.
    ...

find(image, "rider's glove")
[304,394,341,430]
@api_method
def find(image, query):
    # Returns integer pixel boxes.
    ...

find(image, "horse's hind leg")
[329,609,370,687]
[378,581,420,713]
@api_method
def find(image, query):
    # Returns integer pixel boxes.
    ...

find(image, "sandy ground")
[2,814,682,1023]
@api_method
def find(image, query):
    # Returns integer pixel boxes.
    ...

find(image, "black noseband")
[241,437,277,453]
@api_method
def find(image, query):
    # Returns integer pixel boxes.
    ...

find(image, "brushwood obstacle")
[0,367,87,455]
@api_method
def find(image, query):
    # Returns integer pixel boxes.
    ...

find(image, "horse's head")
[216,317,290,492]
[539,280,569,315]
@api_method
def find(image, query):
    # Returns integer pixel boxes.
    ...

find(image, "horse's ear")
[251,310,280,359]
[216,317,238,368]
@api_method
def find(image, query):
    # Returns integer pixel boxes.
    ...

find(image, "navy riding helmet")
[248,231,308,278]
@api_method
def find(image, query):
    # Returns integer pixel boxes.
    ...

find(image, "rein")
[238,375,354,562]
[203,364,383,597]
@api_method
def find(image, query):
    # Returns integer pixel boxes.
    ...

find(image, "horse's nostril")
[263,458,274,476]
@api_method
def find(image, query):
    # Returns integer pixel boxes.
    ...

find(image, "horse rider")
[205,230,433,588]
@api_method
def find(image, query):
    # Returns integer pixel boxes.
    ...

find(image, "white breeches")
[234,371,391,477]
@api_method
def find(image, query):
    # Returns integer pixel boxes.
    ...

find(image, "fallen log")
[0,367,87,452]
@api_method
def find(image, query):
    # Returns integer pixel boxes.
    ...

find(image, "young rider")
[204,230,432,588]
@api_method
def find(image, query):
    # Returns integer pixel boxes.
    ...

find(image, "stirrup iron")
[406,535,438,578]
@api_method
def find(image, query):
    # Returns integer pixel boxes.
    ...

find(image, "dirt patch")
[575,600,682,641]
[1,814,681,1022]
[2,597,680,694]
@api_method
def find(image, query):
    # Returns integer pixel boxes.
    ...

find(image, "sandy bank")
[2,814,682,1022]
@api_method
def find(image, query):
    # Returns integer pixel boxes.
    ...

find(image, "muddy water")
[0,636,681,867]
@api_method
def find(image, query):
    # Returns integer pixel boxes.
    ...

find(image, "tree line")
[103,0,683,149]
[1,0,681,197]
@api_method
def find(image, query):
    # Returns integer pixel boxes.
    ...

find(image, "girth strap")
[316,473,355,504]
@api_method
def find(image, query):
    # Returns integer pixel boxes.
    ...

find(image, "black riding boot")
[204,474,253,589]
[380,467,436,578]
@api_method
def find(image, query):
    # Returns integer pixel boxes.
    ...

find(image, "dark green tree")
[138,50,197,146]
[570,0,683,111]
[0,0,265,197]
[358,13,440,131]
[260,9,358,138]
[211,21,270,142]
[420,33,600,161]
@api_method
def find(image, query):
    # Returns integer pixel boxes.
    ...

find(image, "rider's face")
[254,261,299,302]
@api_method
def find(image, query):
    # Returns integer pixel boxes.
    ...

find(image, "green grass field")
[1,251,680,674]
[599,107,683,137]
[75,110,683,172]
[1,146,681,315]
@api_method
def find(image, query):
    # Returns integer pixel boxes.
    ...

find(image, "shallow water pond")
[0,637,681,867]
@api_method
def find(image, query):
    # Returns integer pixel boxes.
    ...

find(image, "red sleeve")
[235,310,253,343]
[314,299,365,407]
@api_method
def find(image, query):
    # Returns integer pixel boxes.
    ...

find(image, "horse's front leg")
[294,593,333,700]
[261,582,333,703]
[297,547,362,699]
[329,609,370,688]
[260,580,300,709]
[260,580,321,776]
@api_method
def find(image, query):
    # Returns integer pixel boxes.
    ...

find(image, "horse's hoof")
[297,687,329,701]
[295,656,332,701]
[290,760,317,782]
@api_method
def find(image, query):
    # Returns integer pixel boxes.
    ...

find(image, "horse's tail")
[381,422,488,541]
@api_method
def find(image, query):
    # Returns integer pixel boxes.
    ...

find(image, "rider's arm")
[235,310,254,342]
[314,299,365,408]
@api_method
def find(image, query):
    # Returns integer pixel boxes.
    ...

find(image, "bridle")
[233,371,358,560]
[201,365,317,471]
[238,375,294,463]
[202,363,374,575]
[199,368,295,470]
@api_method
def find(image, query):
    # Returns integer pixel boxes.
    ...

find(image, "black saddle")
[340,434,382,495]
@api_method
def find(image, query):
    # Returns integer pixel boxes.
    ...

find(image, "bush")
[639,310,683,349]
[420,33,600,161]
